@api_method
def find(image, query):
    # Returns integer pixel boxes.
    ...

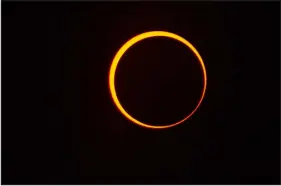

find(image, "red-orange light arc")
[109,31,207,129]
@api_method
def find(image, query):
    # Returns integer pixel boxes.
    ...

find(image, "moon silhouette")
[109,31,207,129]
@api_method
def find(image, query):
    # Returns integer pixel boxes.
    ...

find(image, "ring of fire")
[109,31,207,129]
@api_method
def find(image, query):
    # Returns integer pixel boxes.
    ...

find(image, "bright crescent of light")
[109,31,207,129]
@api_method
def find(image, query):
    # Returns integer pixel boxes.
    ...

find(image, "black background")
[2,2,280,185]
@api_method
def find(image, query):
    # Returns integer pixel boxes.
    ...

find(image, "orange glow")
[109,31,207,129]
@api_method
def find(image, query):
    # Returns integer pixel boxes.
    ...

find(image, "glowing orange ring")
[109,31,207,129]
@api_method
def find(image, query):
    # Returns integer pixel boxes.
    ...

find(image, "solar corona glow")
[109,31,207,129]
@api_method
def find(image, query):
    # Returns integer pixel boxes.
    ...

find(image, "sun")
[109,31,207,129]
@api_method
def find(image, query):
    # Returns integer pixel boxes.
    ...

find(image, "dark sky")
[2,2,280,184]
